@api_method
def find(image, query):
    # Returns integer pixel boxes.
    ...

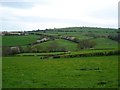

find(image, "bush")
[57,50,120,58]
[2,46,20,56]
[47,41,67,52]
[78,40,96,49]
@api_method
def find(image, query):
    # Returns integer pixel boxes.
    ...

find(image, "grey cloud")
[14,16,82,24]
[1,21,24,31]
[90,10,117,20]
[0,0,51,9]
[1,2,34,9]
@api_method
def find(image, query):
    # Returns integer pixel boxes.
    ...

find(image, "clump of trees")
[85,32,98,38]
[47,42,67,52]
[58,50,120,59]
[61,36,80,43]
[2,46,21,56]
[77,40,96,49]
[108,33,120,43]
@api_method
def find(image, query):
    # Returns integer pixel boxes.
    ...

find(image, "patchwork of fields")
[2,27,119,88]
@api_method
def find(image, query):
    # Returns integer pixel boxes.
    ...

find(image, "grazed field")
[2,35,39,46]
[2,55,118,88]
[32,39,78,51]
[93,38,119,49]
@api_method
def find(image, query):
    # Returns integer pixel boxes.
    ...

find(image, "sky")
[0,0,119,31]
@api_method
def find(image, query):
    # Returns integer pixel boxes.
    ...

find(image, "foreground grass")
[3,56,118,88]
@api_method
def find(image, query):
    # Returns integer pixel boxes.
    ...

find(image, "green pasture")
[2,55,118,88]
[2,27,118,49]
[32,39,78,51]
[34,27,118,40]
[2,35,39,46]
[37,27,117,36]
[20,37,119,53]
[93,38,119,49]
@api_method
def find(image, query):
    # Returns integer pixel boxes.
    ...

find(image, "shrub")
[2,46,20,56]
[78,40,96,49]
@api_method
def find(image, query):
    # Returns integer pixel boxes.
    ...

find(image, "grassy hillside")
[2,35,39,46]
[93,38,119,49]
[3,55,118,88]
[36,27,117,36]
[28,38,119,53]
[32,39,78,51]
[2,27,118,47]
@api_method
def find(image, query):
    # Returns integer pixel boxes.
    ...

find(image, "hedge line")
[52,50,120,59]
[16,50,120,59]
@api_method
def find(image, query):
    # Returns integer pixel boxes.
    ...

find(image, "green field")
[2,35,39,46]
[28,38,118,53]
[32,39,78,51]
[3,55,118,88]
[37,27,117,38]
[93,38,119,49]
[2,27,118,50]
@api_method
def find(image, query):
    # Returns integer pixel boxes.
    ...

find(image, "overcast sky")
[0,0,119,31]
